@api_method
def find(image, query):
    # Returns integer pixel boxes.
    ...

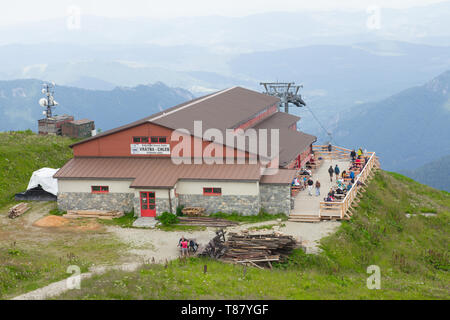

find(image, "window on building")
[91,186,109,193]
[203,187,222,196]
[150,136,167,143]
[133,137,149,143]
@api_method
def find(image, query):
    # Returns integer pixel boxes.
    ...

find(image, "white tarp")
[26,168,59,196]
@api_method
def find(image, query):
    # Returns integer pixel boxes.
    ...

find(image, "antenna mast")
[260,81,306,113]
[39,82,58,119]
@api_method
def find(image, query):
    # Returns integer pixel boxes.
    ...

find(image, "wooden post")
[204,264,207,274]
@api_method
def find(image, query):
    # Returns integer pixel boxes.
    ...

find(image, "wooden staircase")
[288,214,321,223]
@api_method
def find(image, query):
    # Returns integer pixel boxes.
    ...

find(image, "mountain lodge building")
[54,87,317,217]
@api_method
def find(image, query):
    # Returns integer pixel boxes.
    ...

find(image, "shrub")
[176,205,184,216]
[156,212,179,226]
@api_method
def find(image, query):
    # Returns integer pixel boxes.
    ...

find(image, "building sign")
[131,144,170,155]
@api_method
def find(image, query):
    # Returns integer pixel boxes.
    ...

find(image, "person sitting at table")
[299,168,311,176]
[341,170,347,179]
[328,188,335,198]
[303,176,308,186]
[292,177,300,186]
[346,182,353,191]
[349,170,355,180]
[355,156,362,168]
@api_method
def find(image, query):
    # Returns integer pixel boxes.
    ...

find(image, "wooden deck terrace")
[289,145,381,222]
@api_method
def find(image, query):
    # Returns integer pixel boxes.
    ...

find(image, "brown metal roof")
[252,112,317,167]
[260,169,297,185]
[69,93,216,147]
[151,87,280,135]
[70,87,279,147]
[252,112,300,129]
[54,157,261,188]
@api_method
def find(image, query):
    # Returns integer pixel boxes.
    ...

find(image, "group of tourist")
[292,146,368,202]
[178,236,199,257]
[350,148,369,171]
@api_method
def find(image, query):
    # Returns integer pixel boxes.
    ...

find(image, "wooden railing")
[312,145,353,160]
[315,145,378,220]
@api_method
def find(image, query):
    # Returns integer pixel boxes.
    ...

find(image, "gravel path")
[110,219,341,262]
[12,263,141,300]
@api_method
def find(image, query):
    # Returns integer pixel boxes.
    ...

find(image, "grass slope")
[0,131,76,209]
[56,171,450,300]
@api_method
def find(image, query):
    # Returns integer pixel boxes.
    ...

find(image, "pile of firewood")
[63,210,124,220]
[178,217,239,227]
[181,207,206,217]
[8,202,30,219]
[198,229,299,268]
[222,232,298,268]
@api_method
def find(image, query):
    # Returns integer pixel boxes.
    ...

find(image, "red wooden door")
[140,192,156,217]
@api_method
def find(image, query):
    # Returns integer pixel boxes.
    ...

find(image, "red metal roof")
[54,157,262,188]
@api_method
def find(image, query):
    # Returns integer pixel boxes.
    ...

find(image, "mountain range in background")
[0,80,193,132]
[400,155,450,192]
[333,70,450,173]
[1,40,449,140]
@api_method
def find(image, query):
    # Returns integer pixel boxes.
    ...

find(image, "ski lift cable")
[304,104,336,145]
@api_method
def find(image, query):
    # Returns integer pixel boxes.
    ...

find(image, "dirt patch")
[33,215,70,228]
[32,215,102,231]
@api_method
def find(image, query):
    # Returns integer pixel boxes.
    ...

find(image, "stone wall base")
[57,192,134,212]
[178,194,260,216]
[58,185,292,217]
[259,184,291,215]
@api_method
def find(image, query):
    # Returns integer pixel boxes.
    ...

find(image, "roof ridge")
[147,86,239,123]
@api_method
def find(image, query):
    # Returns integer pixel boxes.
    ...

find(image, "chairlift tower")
[39,82,59,119]
[260,82,306,113]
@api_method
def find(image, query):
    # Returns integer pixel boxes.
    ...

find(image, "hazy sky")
[1,0,447,26]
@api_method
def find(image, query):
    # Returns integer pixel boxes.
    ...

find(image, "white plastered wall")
[133,188,170,199]
[58,179,134,193]
[175,180,259,196]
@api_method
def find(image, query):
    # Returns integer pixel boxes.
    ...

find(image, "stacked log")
[63,210,124,220]
[222,232,298,267]
[181,207,206,217]
[8,203,30,219]
[198,229,299,268]
[178,217,239,227]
